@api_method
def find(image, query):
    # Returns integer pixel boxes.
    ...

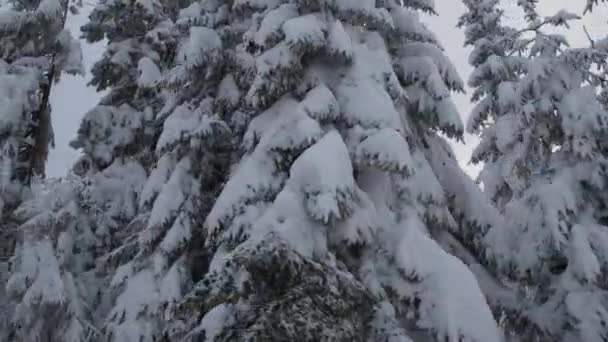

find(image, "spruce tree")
[66,0,194,340]
[68,0,240,340]
[0,0,81,247]
[163,1,501,341]
[6,0,191,340]
[462,0,608,340]
[5,176,102,341]
[0,0,81,339]
[98,3,239,341]
[5,0,234,340]
[5,162,158,341]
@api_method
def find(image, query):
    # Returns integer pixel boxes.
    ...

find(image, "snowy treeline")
[1,0,608,341]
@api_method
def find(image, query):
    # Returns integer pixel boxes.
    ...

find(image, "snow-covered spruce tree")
[458,0,530,210]
[87,1,242,340]
[0,0,81,244]
[70,0,188,340]
[462,1,608,340]
[0,0,81,339]
[4,156,158,341]
[163,1,501,341]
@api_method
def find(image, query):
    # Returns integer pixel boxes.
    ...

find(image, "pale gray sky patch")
[47,5,105,177]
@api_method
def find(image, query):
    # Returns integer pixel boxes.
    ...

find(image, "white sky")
[46,1,608,178]
[47,5,105,177]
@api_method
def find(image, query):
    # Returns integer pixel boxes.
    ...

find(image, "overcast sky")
[46,1,608,178]
[47,5,105,177]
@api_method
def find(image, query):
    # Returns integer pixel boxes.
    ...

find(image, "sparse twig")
[583,25,596,48]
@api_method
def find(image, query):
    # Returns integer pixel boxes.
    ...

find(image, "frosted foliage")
[0,64,39,192]
[379,224,499,342]
[159,209,192,255]
[74,105,144,164]
[330,186,377,248]
[106,260,188,342]
[167,1,501,341]
[331,0,376,15]
[242,98,288,148]
[503,170,578,271]
[0,0,81,209]
[64,2,209,341]
[4,177,95,342]
[0,0,82,203]
[178,26,222,68]
[326,20,353,60]
[197,304,233,341]
[10,240,64,314]
[206,97,321,239]
[282,14,326,50]
[156,102,227,154]
[172,235,383,341]
[336,78,400,129]
[394,50,463,136]
[424,136,504,236]
[0,0,508,340]
[569,225,601,282]
[354,128,413,173]
[585,0,608,13]
[7,239,87,342]
[103,117,209,340]
[335,41,401,130]
[246,43,299,108]
[558,86,608,158]
[106,159,194,342]
[217,74,241,108]
[0,65,39,131]
[254,4,298,47]
[300,84,340,121]
[54,30,84,77]
[461,1,608,340]
[250,186,326,259]
[233,0,282,12]
[135,0,161,15]
[204,145,280,236]
[139,153,175,209]
[86,161,147,232]
[289,131,355,224]
[397,41,463,91]
[565,291,608,342]
[141,157,196,252]
[396,57,449,98]
[256,104,323,154]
